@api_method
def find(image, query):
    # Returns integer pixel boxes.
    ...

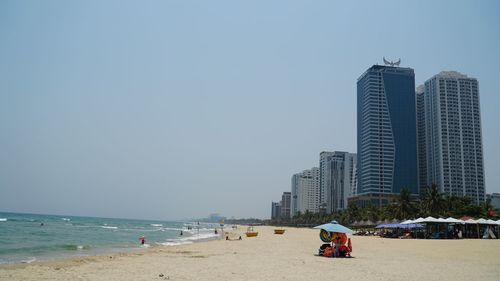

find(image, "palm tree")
[444,195,471,217]
[363,204,381,222]
[346,202,360,223]
[421,184,445,217]
[391,187,415,220]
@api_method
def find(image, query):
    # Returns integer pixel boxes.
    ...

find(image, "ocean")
[0,212,220,265]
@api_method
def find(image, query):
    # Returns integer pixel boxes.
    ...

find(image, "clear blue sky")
[1,0,499,220]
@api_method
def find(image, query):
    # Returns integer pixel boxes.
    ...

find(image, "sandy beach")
[1,225,499,281]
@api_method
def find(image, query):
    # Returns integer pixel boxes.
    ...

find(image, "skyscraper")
[418,71,485,204]
[290,173,300,217]
[271,202,281,219]
[296,167,320,213]
[323,151,357,213]
[353,64,418,206]
[319,151,335,211]
[416,85,427,193]
[280,192,291,218]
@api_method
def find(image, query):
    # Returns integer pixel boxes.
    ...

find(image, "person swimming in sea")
[180,230,183,236]
[139,236,145,245]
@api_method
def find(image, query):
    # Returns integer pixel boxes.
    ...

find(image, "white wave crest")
[61,218,71,221]
[100,226,118,229]
[150,224,163,227]
[21,257,37,264]
[158,230,219,248]
[157,241,193,246]
[0,218,6,222]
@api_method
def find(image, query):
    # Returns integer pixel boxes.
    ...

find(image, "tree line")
[269,185,498,227]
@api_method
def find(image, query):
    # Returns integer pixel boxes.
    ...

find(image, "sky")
[0,0,499,220]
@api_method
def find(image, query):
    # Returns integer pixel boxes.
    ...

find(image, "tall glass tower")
[355,65,418,206]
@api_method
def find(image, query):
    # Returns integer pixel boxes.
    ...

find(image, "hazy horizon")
[1,0,499,220]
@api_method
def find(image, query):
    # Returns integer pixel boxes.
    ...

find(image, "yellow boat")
[245,226,258,237]
[246,231,258,237]
[274,229,285,235]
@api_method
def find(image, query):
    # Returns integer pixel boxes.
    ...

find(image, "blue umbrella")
[314,220,353,233]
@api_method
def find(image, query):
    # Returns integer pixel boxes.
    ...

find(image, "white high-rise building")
[319,152,335,210]
[290,174,300,217]
[323,152,357,213]
[296,167,320,214]
[418,71,485,204]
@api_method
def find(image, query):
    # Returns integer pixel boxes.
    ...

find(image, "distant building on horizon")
[290,173,300,217]
[489,193,500,210]
[319,152,335,212]
[280,192,291,218]
[271,202,281,220]
[321,151,357,213]
[351,64,419,207]
[296,167,320,214]
[206,213,226,223]
[418,71,485,204]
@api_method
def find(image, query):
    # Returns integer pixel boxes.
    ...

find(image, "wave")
[61,244,91,251]
[100,226,118,229]
[20,257,37,264]
[150,224,163,227]
[61,218,71,221]
[0,218,6,222]
[157,241,193,246]
[157,230,219,247]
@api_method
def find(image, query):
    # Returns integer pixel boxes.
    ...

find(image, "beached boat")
[245,226,258,237]
[274,229,285,234]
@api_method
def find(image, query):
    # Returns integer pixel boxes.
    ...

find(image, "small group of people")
[226,235,242,241]
[318,235,352,258]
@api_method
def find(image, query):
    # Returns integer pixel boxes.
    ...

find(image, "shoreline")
[1,226,500,281]
[0,227,225,268]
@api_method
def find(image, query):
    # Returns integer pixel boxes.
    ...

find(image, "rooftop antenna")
[383,57,401,67]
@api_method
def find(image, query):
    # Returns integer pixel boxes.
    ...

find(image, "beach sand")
[1,225,499,281]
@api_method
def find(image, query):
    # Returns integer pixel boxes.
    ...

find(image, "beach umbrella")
[412,217,425,223]
[363,220,375,227]
[445,217,464,224]
[422,216,439,223]
[314,220,353,234]
[401,219,414,225]
[476,218,490,225]
[486,219,497,225]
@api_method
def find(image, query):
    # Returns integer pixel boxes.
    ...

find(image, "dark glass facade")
[357,65,418,198]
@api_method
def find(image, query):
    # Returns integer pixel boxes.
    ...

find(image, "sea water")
[0,212,220,264]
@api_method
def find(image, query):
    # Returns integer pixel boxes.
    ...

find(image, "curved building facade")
[355,65,418,206]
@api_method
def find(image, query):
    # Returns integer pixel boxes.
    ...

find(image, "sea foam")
[0,218,6,222]
[100,226,118,229]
